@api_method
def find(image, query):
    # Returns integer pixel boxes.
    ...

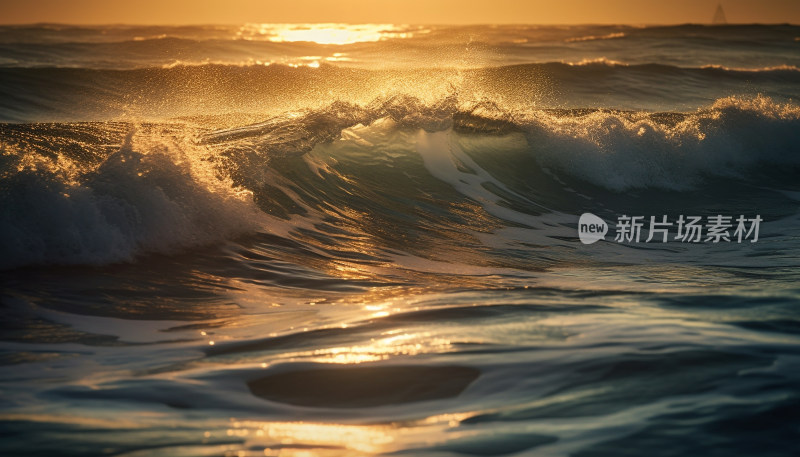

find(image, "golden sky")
[1,0,798,24]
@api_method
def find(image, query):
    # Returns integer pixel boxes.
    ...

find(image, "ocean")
[1,23,800,456]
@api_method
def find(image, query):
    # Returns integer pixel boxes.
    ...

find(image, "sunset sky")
[1,0,799,24]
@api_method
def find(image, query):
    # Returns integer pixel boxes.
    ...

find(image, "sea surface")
[1,23,800,456]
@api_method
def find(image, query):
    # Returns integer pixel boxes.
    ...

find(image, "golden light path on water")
[225,412,474,456]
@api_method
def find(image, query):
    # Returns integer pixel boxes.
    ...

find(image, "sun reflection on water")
[274,330,452,364]
[238,24,416,45]
[229,420,394,454]
[226,410,477,456]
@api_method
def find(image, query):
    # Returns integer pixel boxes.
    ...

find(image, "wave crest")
[0,127,263,269]
[2,95,799,269]
[202,94,800,191]
[525,95,800,190]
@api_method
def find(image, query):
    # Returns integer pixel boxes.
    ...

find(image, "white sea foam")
[524,96,800,191]
[0,130,264,269]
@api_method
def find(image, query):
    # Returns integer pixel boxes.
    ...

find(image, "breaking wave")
[1,95,799,269]
[0,126,263,269]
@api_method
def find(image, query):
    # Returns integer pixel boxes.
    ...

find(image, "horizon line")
[0,21,798,26]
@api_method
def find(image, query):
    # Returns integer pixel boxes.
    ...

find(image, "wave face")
[2,23,800,457]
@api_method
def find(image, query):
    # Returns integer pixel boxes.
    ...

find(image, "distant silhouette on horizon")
[713,3,728,24]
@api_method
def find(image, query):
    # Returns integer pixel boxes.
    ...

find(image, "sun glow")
[239,23,413,45]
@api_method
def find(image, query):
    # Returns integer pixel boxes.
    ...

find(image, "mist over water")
[1,23,800,457]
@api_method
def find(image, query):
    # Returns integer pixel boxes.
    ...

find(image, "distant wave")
[562,59,800,74]
[564,57,627,66]
[565,32,626,43]
[2,61,799,122]
[701,64,800,72]
[3,59,799,76]
[2,22,798,73]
